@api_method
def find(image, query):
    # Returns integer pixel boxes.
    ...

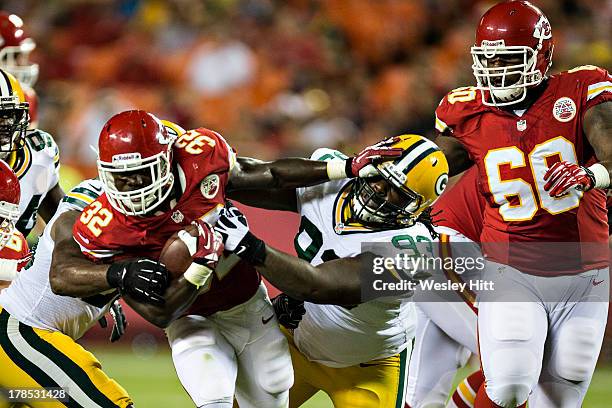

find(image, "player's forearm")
[256,246,362,306]
[123,276,198,328]
[584,102,612,184]
[0,280,10,291]
[49,239,112,298]
[228,157,330,191]
[227,189,297,211]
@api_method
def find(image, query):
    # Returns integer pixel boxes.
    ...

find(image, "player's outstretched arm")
[215,204,363,305]
[227,140,403,209]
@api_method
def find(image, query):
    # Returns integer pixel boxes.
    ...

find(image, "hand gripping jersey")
[10,129,61,236]
[73,128,261,316]
[292,149,433,368]
[0,179,110,340]
[431,166,485,243]
[435,66,611,274]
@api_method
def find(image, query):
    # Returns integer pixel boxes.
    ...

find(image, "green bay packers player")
[0,69,64,291]
[218,135,449,408]
[0,178,175,408]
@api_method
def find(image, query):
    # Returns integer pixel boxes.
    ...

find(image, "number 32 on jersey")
[484,136,581,221]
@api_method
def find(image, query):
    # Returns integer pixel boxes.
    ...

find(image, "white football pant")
[166,283,294,408]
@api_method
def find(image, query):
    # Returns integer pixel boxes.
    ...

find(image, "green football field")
[92,345,612,407]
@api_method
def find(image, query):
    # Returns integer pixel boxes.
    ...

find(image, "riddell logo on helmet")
[112,153,142,163]
[533,16,552,40]
[481,40,505,48]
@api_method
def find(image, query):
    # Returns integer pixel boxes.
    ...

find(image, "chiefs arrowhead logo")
[533,16,552,41]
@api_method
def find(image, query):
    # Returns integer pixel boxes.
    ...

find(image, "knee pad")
[555,318,600,382]
[487,348,538,406]
[257,336,294,394]
[489,303,535,342]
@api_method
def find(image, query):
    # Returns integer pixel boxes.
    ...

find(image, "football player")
[0,69,63,244]
[0,12,40,127]
[0,160,30,286]
[433,1,611,406]
[406,167,486,408]
[0,178,173,408]
[216,135,449,408]
[52,110,401,408]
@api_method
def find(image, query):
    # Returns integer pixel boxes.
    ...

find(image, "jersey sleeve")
[26,130,61,191]
[578,66,612,111]
[295,148,348,212]
[184,127,237,174]
[69,182,120,262]
[434,86,479,136]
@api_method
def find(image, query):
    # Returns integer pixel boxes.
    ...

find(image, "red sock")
[449,370,485,407]
[474,382,526,408]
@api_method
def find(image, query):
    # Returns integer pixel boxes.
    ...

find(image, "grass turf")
[92,345,611,407]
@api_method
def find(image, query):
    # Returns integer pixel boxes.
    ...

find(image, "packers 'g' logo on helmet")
[351,134,449,228]
[0,69,29,160]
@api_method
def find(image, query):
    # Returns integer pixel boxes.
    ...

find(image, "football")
[159,224,198,279]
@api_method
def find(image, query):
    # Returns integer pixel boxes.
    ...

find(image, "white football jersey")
[293,149,433,368]
[12,130,61,236]
[0,179,113,340]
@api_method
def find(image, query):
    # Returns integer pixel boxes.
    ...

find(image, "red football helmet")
[471,1,554,106]
[0,160,20,250]
[97,110,175,216]
[0,12,38,88]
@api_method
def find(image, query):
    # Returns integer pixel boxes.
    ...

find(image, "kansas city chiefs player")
[433,1,611,407]
[59,110,401,408]
[406,167,486,408]
[0,12,40,128]
[0,160,30,289]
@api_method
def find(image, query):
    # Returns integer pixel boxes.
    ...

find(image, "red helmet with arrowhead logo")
[471,1,554,106]
[97,110,175,216]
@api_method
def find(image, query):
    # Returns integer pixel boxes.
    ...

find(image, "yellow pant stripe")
[0,308,131,407]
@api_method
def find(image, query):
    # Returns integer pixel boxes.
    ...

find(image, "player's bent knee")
[556,318,600,382]
[489,303,535,342]
[257,337,294,394]
[486,348,537,406]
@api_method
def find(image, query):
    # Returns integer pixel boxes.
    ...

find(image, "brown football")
[159,224,198,279]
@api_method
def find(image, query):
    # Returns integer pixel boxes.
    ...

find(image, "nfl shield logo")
[517,120,527,131]
[171,210,184,223]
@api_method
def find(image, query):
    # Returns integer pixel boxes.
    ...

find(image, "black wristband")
[106,262,125,289]
[238,232,267,266]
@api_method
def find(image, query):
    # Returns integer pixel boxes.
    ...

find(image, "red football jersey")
[73,128,261,315]
[0,230,31,274]
[432,166,485,243]
[435,66,611,274]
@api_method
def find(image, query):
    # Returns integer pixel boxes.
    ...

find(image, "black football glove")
[99,300,128,343]
[106,259,170,305]
[272,294,306,330]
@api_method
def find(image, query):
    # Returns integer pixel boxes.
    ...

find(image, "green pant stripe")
[0,309,81,407]
[18,321,120,408]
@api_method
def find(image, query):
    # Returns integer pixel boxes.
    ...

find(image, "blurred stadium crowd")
[5,0,611,179]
